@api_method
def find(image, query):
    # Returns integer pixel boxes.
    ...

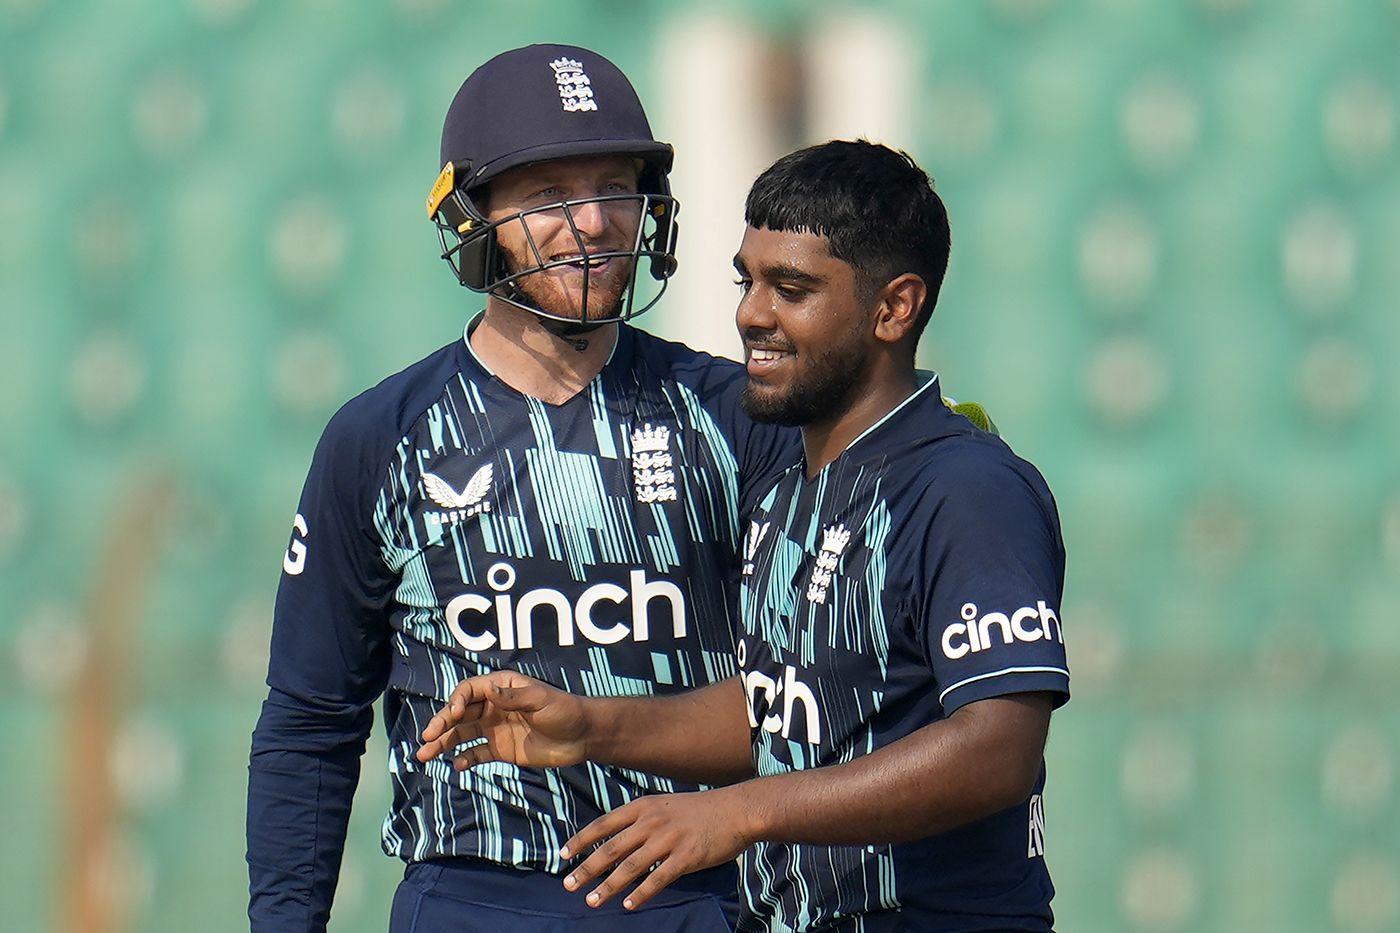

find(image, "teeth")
[559,256,609,269]
[751,348,788,362]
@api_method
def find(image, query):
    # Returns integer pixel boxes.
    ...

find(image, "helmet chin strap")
[496,282,609,351]
[539,315,604,352]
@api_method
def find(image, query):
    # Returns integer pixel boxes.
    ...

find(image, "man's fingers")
[560,809,630,862]
[562,821,645,898]
[414,720,487,763]
[421,673,544,738]
[437,673,516,721]
[449,675,506,711]
[414,730,457,763]
[574,839,682,910]
[420,699,484,743]
[488,681,550,714]
[449,739,509,771]
[560,812,641,885]
[414,728,456,763]
[616,855,687,911]
[419,708,451,743]
[415,671,564,766]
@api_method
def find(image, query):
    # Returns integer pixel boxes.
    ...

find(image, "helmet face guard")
[428,160,679,326]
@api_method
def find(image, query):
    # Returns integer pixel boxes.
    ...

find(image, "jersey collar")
[459,310,632,382]
[806,371,966,477]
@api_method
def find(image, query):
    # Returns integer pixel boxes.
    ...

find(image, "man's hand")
[559,788,753,910]
[414,670,590,770]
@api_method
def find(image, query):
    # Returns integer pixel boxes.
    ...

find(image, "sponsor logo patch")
[736,639,822,745]
[940,600,1062,660]
[444,561,686,652]
[1027,794,1046,858]
[742,520,770,576]
[423,463,493,526]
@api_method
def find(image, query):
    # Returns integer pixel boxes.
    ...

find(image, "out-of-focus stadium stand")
[1,0,1396,930]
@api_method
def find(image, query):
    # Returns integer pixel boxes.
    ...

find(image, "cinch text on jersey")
[940,600,1062,660]
[444,561,687,651]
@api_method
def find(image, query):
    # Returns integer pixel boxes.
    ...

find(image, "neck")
[471,297,618,404]
[801,364,920,478]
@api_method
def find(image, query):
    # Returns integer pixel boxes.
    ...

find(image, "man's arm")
[247,690,376,930]
[247,403,394,932]
[558,692,1054,910]
[415,672,754,785]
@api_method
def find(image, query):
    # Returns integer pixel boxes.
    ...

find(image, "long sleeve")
[247,398,397,931]
[247,690,374,930]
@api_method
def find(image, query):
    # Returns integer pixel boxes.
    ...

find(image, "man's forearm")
[247,689,368,930]
[584,677,753,784]
[722,693,1053,846]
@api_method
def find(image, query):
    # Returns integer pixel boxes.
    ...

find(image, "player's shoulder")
[875,428,1064,571]
[626,326,746,394]
[913,426,1056,516]
[319,339,465,456]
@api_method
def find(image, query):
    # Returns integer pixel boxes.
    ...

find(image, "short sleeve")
[915,452,1070,716]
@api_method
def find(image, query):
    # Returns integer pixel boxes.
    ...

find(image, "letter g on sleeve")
[283,513,310,576]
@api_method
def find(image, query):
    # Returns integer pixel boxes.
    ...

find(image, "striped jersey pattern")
[249,318,795,919]
[734,377,1070,933]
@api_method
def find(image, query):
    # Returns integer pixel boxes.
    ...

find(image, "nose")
[735,285,776,338]
[567,198,608,239]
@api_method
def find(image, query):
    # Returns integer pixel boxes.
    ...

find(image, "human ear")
[872,273,926,345]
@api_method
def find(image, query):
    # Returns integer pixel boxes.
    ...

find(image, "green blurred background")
[2,0,1397,930]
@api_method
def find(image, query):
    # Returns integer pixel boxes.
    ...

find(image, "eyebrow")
[733,256,826,287]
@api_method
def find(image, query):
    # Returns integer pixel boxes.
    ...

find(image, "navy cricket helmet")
[426,44,680,327]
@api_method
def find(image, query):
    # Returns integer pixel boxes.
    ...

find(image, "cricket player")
[246,44,798,932]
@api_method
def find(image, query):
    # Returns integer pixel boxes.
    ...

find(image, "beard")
[497,238,636,323]
[740,336,872,427]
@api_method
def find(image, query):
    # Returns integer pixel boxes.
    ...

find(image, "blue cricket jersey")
[735,376,1070,932]
[247,317,795,930]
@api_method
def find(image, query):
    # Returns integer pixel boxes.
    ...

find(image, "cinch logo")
[444,561,686,652]
[940,600,1062,660]
[736,640,822,745]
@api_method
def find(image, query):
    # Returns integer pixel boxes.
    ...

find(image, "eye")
[733,277,752,293]
[775,284,806,301]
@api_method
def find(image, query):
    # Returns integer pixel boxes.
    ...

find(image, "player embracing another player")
[419,140,1071,932]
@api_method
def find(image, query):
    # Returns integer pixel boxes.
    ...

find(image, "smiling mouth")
[747,337,795,356]
[552,252,622,271]
[745,345,795,377]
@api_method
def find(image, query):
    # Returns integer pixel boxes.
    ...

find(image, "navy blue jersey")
[247,318,796,929]
[735,377,1069,933]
